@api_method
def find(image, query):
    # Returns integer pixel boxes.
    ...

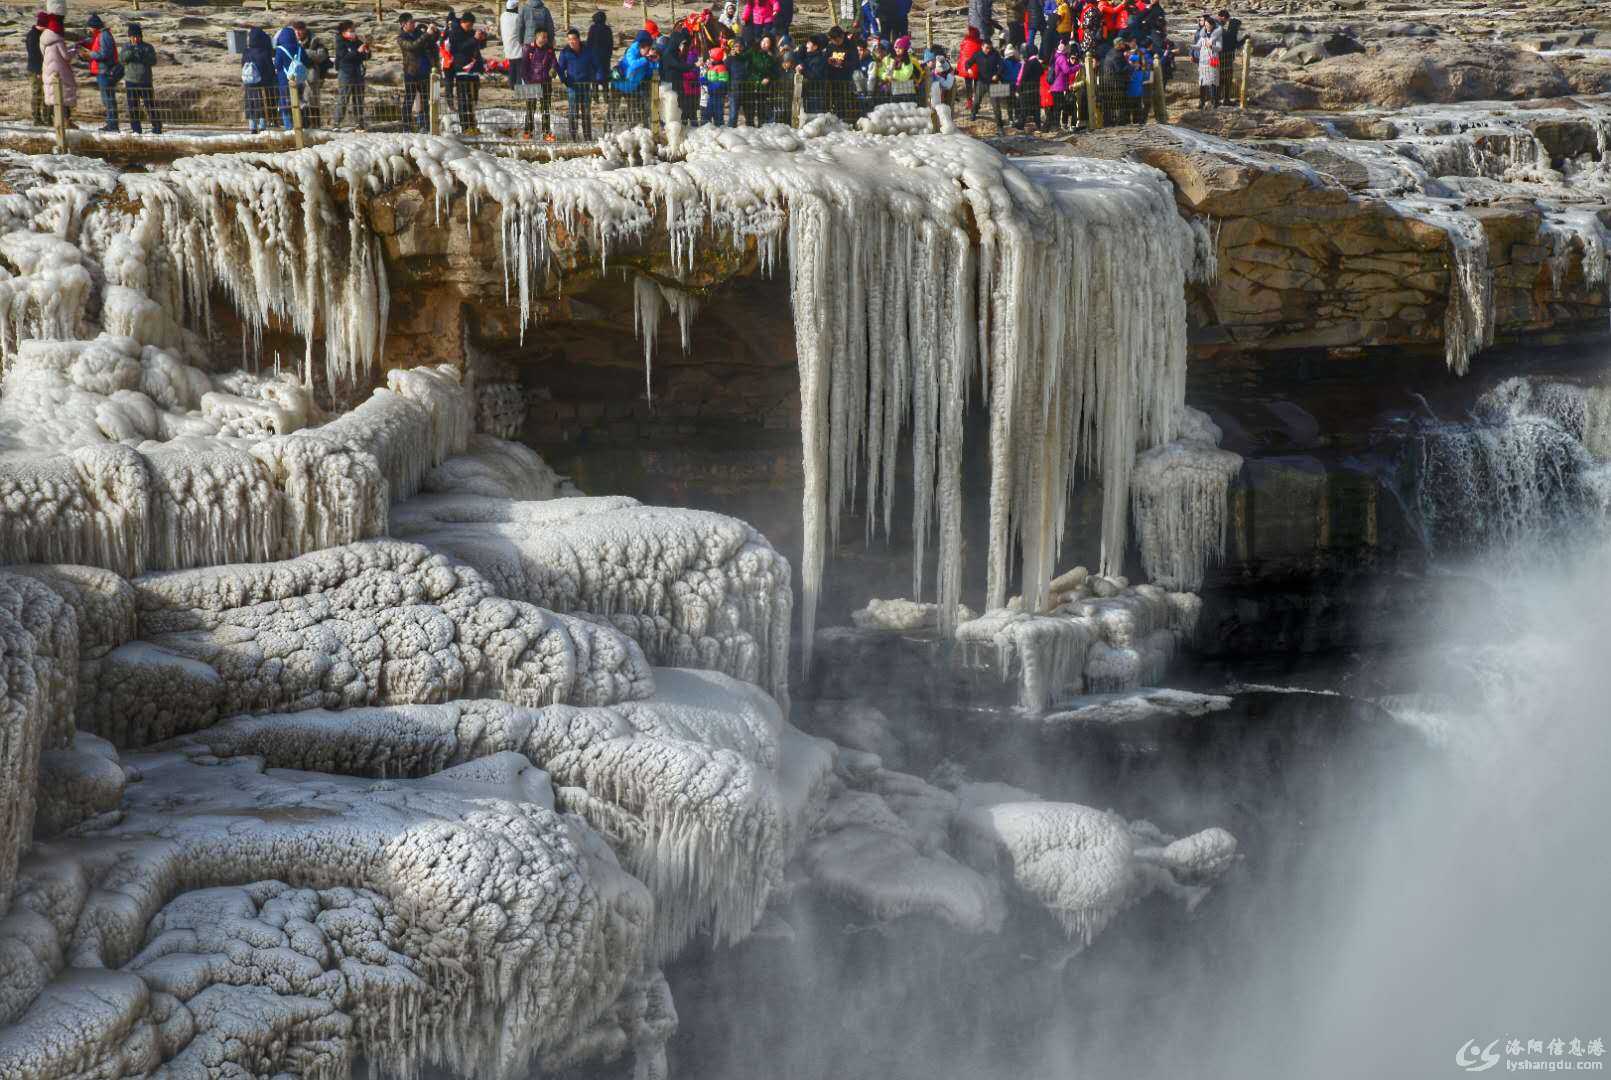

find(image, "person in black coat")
[332,20,370,127]
[1013,43,1042,129]
[1215,6,1240,104]
[586,10,613,82]
[447,10,484,131]
[26,21,48,125]
[659,28,698,122]
[969,37,1007,134]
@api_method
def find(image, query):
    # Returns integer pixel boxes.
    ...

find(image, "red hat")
[644,18,660,35]
[708,45,725,61]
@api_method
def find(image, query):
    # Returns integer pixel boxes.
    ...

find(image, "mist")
[665,534,1611,1080]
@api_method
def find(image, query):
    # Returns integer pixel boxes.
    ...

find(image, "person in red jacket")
[958,25,982,107]
[1099,0,1124,38]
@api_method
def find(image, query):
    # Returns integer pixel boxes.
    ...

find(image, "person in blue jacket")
[556,27,599,138]
[78,15,118,132]
[611,29,658,91]
[272,21,308,128]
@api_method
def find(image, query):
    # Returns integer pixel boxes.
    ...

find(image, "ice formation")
[850,597,977,631]
[0,743,654,1080]
[1130,406,1243,590]
[23,129,1195,663]
[81,539,655,747]
[1410,380,1609,553]
[0,121,1246,1077]
[390,494,793,708]
[166,667,831,961]
[802,747,1235,942]
[956,581,1202,713]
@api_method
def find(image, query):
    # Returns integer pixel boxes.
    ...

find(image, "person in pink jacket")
[1047,39,1078,128]
[38,15,77,123]
[741,0,778,43]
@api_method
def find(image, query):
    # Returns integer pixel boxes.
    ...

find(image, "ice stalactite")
[1130,406,1244,591]
[1400,199,1495,376]
[96,131,1191,670]
[632,277,701,404]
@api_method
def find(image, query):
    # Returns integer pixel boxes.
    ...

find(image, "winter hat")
[505,0,517,10]
[86,13,103,28]
[1003,43,1018,57]
[644,18,660,34]
[34,10,49,28]
[634,28,652,44]
[894,34,910,50]
[708,45,725,61]
[128,21,142,34]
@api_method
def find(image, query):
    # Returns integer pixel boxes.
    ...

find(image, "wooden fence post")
[1084,55,1101,129]
[52,76,67,154]
[1150,55,1166,123]
[791,69,803,125]
[289,78,305,147]
[429,67,440,134]
[1238,37,1250,108]
[925,11,933,47]
[649,78,662,139]
[563,0,572,32]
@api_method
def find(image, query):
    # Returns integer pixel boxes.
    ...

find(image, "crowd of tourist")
[20,0,1241,138]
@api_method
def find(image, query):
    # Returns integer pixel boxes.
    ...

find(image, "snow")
[850,597,977,631]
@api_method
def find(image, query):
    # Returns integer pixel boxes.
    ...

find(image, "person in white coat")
[500,0,525,89]
[1192,12,1221,108]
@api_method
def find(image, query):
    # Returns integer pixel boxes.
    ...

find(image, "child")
[523,26,557,139]
[333,20,370,129]
[123,23,160,135]
[1125,43,1148,122]
[700,45,730,126]
[926,44,954,107]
